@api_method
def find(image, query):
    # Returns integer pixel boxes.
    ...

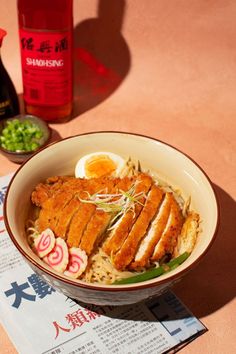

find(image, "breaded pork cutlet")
[173,212,199,257]
[151,196,183,261]
[31,176,76,207]
[130,192,172,269]
[73,178,119,253]
[53,196,81,239]
[66,177,120,248]
[113,184,163,270]
[102,173,153,256]
[33,176,118,237]
[36,190,75,233]
[60,178,118,242]
[79,176,134,255]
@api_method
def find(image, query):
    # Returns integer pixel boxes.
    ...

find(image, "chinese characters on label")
[21,37,69,53]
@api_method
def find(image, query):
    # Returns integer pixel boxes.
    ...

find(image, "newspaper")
[0,174,207,354]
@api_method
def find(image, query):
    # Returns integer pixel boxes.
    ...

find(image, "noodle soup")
[26,155,200,285]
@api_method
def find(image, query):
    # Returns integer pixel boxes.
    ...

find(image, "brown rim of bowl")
[3,131,220,292]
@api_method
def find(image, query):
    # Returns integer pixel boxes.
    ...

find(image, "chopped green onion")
[0,119,43,152]
[112,252,190,285]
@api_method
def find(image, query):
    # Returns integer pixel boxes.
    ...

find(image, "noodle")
[26,224,150,284]
[81,249,140,284]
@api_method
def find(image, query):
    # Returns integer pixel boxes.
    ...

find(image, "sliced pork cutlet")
[33,177,90,234]
[151,195,183,262]
[31,176,115,208]
[49,178,108,240]
[66,177,120,249]
[102,173,153,256]
[66,203,96,248]
[78,177,133,256]
[36,190,74,233]
[53,195,81,239]
[31,176,78,207]
[173,212,200,257]
[130,192,172,269]
[113,184,163,270]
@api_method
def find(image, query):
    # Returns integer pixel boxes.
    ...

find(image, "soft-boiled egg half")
[75,152,126,178]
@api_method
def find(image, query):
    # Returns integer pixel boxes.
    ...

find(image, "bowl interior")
[5,132,218,288]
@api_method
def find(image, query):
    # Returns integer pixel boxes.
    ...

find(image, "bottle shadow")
[18,93,63,143]
[173,183,236,317]
[72,0,131,118]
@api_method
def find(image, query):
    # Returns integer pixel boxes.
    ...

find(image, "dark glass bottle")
[0,29,20,119]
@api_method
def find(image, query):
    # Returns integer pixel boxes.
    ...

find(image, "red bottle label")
[19,29,72,106]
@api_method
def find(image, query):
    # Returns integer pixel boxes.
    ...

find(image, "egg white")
[75,151,125,178]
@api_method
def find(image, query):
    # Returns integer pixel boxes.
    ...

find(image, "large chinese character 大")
[4,273,55,308]
[4,281,36,308]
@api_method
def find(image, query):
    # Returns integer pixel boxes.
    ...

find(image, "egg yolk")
[85,155,117,178]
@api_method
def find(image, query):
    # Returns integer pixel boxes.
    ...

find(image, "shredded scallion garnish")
[79,184,146,226]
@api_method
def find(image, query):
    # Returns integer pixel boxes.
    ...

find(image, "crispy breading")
[33,176,119,237]
[130,192,172,269]
[36,191,74,232]
[32,176,118,207]
[78,177,134,255]
[151,195,183,261]
[102,173,153,256]
[79,210,111,255]
[113,185,163,270]
[67,203,96,248]
[31,176,76,207]
[173,212,200,257]
[53,196,81,238]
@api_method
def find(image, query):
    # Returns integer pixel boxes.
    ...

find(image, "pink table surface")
[0,1,235,353]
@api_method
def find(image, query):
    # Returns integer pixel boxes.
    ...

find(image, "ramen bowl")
[4,132,219,306]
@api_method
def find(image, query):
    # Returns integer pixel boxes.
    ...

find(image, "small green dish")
[0,114,51,164]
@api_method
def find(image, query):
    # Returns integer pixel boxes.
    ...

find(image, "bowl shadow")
[173,183,236,317]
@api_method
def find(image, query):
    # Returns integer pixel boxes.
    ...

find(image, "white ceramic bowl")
[4,132,219,305]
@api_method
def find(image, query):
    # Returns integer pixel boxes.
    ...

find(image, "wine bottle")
[17,0,73,123]
[0,29,20,119]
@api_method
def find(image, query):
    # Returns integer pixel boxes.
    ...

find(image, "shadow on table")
[72,0,131,118]
[173,183,236,317]
[49,128,62,144]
